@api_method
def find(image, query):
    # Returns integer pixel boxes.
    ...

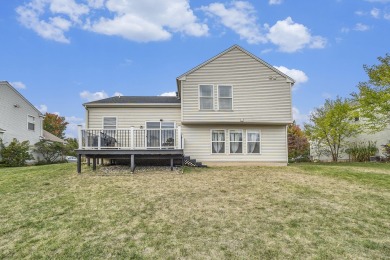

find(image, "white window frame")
[229,129,243,154]
[145,121,176,149]
[246,130,261,154]
[211,129,226,154]
[218,85,233,111]
[27,115,35,131]
[199,84,214,110]
[102,116,117,129]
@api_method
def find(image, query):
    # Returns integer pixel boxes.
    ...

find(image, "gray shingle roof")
[84,96,180,105]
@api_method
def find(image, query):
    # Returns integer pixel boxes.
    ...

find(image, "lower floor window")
[247,131,260,153]
[229,130,243,153]
[212,130,225,153]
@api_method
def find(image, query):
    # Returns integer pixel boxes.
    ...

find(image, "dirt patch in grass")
[0,163,389,259]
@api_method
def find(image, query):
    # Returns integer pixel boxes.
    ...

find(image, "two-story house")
[76,45,294,172]
[0,81,44,161]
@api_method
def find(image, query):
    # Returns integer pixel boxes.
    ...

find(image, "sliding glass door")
[146,122,175,148]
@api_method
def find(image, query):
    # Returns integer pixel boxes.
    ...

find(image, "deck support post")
[87,157,90,166]
[77,154,82,174]
[130,154,135,173]
[92,156,97,171]
[170,158,173,171]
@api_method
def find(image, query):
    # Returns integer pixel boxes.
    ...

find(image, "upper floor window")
[27,115,35,131]
[218,85,232,110]
[199,85,213,110]
[103,117,117,130]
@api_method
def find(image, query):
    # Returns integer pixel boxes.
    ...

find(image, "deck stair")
[183,156,207,167]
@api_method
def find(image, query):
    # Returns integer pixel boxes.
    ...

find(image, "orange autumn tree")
[288,121,310,161]
[43,113,68,139]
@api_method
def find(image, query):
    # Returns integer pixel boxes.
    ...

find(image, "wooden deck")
[75,149,184,173]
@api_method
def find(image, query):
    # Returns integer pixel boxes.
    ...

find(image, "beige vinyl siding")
[87,107,181,129]
[182,124,287,163]
[181,48,292,124]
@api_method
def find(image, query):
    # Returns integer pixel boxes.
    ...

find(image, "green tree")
[64,138,78,156]
[304,97,361,162]
[288,121,310,160]
[352,53,390,131]
[43,113,68,139]
[0,139,32,166]
[34,140,66,163]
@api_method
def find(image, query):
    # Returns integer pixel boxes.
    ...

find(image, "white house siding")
[0,82,42,158]
[181,47,292,124]
[181,124,288,164]
[87,106,181,129]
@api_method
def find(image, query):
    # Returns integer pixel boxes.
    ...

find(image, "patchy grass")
[0,163,389,259]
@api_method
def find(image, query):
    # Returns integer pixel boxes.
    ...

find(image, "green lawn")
[0,163,389,259]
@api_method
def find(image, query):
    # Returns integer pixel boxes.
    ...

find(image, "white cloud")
[113,92,123,97]
[64,116,84,138]
[269,0,283,5]
[16,0,208,43]
[274,66,308,87]
[370,8,381,18]
[15,0,88,43]
[10,81,26,89]
[267,17,327,53]
[292,106,309,126]
[355,10,366,16]
[384,12,390,19]
[35,104,48,114]
[354,23,370,31]
[201,1,267,44]
[160,91,177,96]
[80,90,108,101]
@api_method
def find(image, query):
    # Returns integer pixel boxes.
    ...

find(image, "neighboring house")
[310,119,390,162]
[0,81,44,161]
[42,130,67,145]
[76,45,295,172]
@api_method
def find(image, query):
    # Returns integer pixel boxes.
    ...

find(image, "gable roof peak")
[176,44,295,84]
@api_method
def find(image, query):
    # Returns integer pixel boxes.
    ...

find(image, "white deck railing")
[77,126,182,150]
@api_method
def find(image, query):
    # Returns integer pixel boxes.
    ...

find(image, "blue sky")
[1,0,390,137]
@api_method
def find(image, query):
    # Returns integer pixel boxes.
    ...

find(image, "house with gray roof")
[76,45,294,172]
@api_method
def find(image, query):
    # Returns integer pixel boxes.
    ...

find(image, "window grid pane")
[200,85,213,97]
[28,116,35,131]
[104,117,116,129]
[200,97,213,110]
[247,131,260,154]
[200,85,214,110]
[218,86,232,110]
[219,86,232,97]
[229,130,242,154]
[212,130,225,154]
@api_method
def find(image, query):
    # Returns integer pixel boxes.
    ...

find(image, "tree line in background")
[0,113,78,167]
[304,53,390,162]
